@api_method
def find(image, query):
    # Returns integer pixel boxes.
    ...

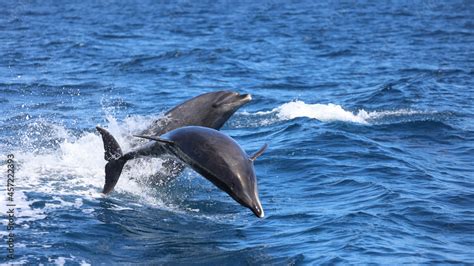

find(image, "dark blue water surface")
[1,1,473,264]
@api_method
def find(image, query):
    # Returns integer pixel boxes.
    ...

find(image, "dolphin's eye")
[211,103,219,108]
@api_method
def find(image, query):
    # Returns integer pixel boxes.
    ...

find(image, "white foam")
[250,101,433,125]
[274,101,369,124]
[48,256,67,266]
[0,113,181,226]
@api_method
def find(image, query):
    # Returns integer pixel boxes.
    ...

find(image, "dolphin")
[97,91,251,189]
[104,126,268,217]
[139,91,252,138]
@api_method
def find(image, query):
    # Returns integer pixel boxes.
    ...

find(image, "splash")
[0,114,184,226]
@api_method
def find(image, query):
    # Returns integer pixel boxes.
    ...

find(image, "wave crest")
[246,101,443,125]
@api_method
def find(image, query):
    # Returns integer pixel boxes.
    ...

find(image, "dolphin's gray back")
[163,127,254,189]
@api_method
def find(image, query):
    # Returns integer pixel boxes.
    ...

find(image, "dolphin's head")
[166,91,251,130]
[205,91,252,129]
[210,91,252,111]
[202,153,264,218]
[226,166,265,218]
[199,133,266,218]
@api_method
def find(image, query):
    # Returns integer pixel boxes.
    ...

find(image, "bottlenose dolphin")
[139,91,252,138]
[97,90,251,188]
[102,126,267,217]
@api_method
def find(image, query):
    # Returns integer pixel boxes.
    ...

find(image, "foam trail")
[250,101,435,125]
[274,101,369,124]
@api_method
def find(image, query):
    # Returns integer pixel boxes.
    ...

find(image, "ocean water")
[1,0,473,264]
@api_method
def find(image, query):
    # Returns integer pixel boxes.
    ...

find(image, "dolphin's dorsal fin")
[133,135,175,145]
[249,143,268,161]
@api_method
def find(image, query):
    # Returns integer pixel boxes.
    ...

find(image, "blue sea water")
[1,0,473,264]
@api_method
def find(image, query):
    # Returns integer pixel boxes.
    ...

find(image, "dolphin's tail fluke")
[103,158,127,194]
[96,126,127,194]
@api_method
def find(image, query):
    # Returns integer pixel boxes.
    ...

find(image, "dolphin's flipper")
[96,126,127,194]
[249,143,268,161]
[133,135,175,146]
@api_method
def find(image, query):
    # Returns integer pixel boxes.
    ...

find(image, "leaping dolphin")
[100,126,267,217]
[97,91,251,192]
[139,91,251,138]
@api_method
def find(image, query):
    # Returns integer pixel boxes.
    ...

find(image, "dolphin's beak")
[219,93,251,108]
[240,93,252,104]
[250,199,264,218]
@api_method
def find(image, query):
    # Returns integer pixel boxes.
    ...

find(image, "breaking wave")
[243,101,443,125]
